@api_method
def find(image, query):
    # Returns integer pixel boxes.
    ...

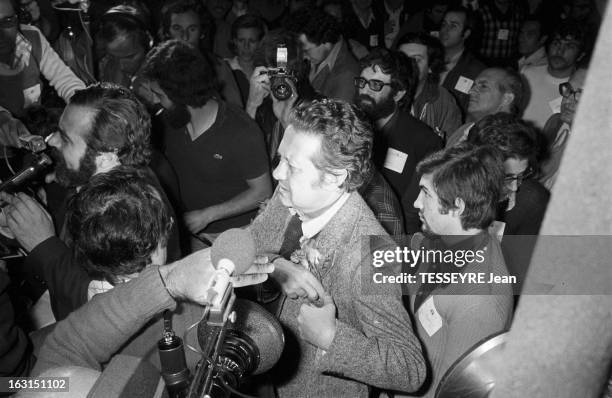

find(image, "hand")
[0,111,31,148]
[160,248,274,304]
[183,208,214,235]
[245,66,271,116]
[271,78,298,129]
[272,257,325,301]
[297,292,337,350]
[0,192,55,251]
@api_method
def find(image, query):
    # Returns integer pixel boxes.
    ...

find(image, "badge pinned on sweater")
[497,29,509,41]
[417,296,443,337]
[23,84,41,107]
[454,76,474,94]
[369,34,379,47]
[384,148,408,173]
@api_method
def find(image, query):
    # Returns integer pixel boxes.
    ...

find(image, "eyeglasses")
[559,82,583,101]
[504,167,534,186]
[0,15,19,29]
[354,77,392,92]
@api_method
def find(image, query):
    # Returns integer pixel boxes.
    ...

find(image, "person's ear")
[462,27,472,40]
[323,169,348,190]
[95,151,120,174]
[500,92,515,111]
[451,197,465,217]
[394,89,407,103]
[537,34,548,47]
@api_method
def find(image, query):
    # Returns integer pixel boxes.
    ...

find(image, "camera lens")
[271,77,292,101]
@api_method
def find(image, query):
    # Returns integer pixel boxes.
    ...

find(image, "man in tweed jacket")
[249,99,425,397]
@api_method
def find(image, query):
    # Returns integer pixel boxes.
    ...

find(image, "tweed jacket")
[249,189,426,397]
[310,39,361,103]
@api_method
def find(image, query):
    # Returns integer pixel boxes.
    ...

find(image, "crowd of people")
[0,0,606,397]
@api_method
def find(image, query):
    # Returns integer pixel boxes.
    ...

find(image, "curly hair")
[69,82,151,167]
[417,143,504,230]
[66,167,171,285]
[396,32,446,83]
[141,39,219,107]
[467,113,540,167]
[288,99,373,191]
[284,8,341,45]
[360,48,419,111]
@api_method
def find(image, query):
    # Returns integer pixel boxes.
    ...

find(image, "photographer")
[245,29,322,161]
[245,30,404,236]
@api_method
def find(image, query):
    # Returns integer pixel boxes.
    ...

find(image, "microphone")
[0,153,53,193]
[207,228,257,306]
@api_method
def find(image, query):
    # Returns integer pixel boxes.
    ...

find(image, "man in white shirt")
[521,21,586,129]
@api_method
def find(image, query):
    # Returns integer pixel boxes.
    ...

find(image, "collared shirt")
[384,1,404,48]
[518,46,547,72]
[291,191,351,239]
[439,49,463,86]
[352,4,374,29]
[309,39,342,82]
[0,30,32,73]
[87,279,114,300]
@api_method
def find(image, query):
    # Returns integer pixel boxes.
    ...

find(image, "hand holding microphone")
[160,229,273,305]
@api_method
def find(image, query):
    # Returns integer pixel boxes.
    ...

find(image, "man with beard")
[521,21,586,129]
[0,0,84,164]
[141,40,271,250]
[354,48,442,230]
[406,143,513,397]
[0,83,181,321]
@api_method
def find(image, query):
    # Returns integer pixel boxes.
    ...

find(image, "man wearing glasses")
[539,68,587,190]
[354,48,442,232]
[0,0,84,151]
[521,21,586,129]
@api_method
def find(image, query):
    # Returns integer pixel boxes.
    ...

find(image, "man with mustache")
[0,83,182,321]
[522,21,586,129]
[141,40,272,250]
[353,48,442,230]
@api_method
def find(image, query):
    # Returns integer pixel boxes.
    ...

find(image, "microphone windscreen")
[211,228,256,276]
[226,299,285,375]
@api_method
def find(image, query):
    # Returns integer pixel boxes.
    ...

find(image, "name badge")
[549,96,563,113]
[384,148,408,174]
[454,76,474,94]
[417,296,443,337]
[497,29,509,41]
[23,84,41,107]
[369,34,379,47]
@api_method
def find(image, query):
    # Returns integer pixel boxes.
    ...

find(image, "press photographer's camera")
[266,44,297,101]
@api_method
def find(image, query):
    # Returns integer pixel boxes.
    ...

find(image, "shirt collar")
[289,191,351,239]
[312,39,342,78]
[352,5,374,28]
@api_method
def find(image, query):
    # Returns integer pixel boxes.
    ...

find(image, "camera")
[266,44,297,101]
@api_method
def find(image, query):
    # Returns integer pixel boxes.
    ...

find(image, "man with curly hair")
[0,83,181,321]
[354,48,442,233]
[250,98,426,397]
[141,40,272,249]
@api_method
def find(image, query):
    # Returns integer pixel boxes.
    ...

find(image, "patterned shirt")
[477,3,526,63]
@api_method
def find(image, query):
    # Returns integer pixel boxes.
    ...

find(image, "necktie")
[279,214,303,260]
